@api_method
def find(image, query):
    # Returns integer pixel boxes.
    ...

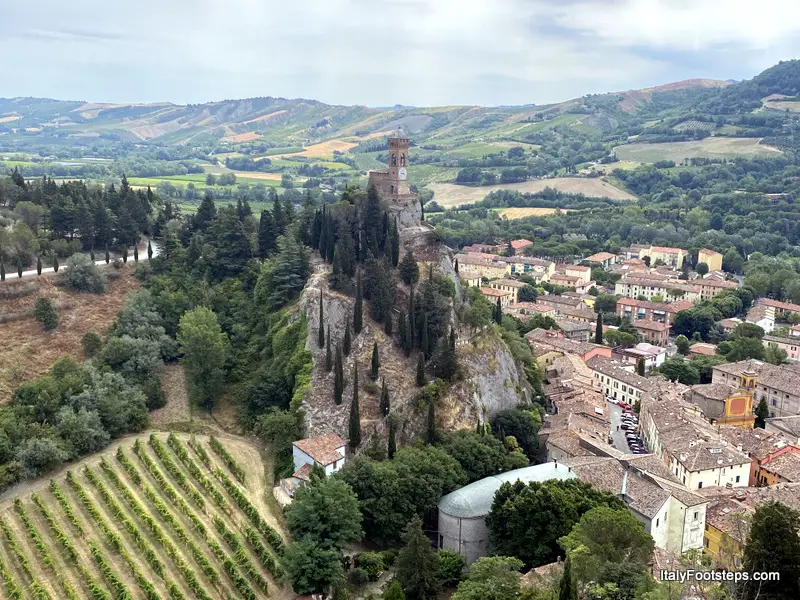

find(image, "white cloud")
[0,0,798,106]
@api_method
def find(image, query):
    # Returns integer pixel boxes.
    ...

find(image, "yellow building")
[704,498,749,569]
[489,278,526,304]
[480,287,514,308]
[640,246,686,268]
[698,249,724,272]
[459,275,482,288]
[457,254,507,279]
[686,370,756,429]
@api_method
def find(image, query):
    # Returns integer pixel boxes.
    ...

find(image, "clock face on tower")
[398,167,407,181]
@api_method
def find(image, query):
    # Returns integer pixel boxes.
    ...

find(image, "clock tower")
[367,127,421,227]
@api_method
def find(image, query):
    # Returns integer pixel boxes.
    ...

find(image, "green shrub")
[355,552,385,581]
[34,297,58,331]
[57,254,107,293]
[81,332,103,357]
[437,549,466,587]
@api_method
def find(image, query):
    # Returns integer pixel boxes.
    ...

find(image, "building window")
[391,153,397,166]
[400,154,406,166]
[656,518,659,527]
[694,512,699,520]
[390,185,394,195]
[697,482,703,489]
[772,399,777,406]
[332,460,337,469]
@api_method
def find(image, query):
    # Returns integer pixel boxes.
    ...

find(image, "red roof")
[633,319,671,332]
[511,239,534,250]
[293,434,346,465]
[585,252,616,263]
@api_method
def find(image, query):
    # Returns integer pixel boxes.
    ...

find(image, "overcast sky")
[2,0,800,107]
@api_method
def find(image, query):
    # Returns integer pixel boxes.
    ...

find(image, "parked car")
[618,402,630,410]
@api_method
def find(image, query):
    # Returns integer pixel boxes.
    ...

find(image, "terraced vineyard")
[0,433,289,600]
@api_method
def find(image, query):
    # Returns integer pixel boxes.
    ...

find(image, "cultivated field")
[0,432,289,599]
[498,207,567,219]
[762,94,800,113]
[269,139,359,160]
[0,268,141,402]
[224,132,263,143]
[429,177,636,208]
[613,137,782,163]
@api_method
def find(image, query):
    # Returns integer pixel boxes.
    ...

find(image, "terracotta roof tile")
[293,433,346,465]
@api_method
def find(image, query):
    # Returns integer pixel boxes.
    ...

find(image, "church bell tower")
[386,129,410,198]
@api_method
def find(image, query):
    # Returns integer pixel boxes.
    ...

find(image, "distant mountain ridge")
[0,62,798,147]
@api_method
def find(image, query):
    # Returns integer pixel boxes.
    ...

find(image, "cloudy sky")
[2,0,800,107]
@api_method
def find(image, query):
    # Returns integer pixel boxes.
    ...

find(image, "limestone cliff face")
[298,225,528,451]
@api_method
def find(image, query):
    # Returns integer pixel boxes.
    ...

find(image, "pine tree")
[399,249,419,285]
[378,378,390,417]
[325,327,333,372]
[421,312,430,357]
[349,362,361,448]
[426,398,437,444]
[133,245,139,262]
[370,342,380,380]
[396,517,439,600]
[0,260,5,282]
[389,217,400,267]
[595,313,604,344]
[258,210,276,257]
[334,345,344,405]
[105,245,110,264]
[559,553,578,600]
[147,240,153,260]
[416,352,426,387]
[53,254,59,272]
[36,256,42,275]
[388,418,397,459]
[354,276,363,334]
[318,295,325,348]
[343,322,352,356]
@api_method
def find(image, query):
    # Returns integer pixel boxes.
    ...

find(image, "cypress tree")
[272,192,285,236]
[494,298,503,324]
[398,309,409,356]
[325,217,335,263]
[450,326,456,352]
[755,397,769,429]
[454,258,459,274]
[90,249,95,262]
[421,312,429,357]
[380,212,388,253]
[388,418,397,459]
[318,294,325,348]
[354,276,363,334]
[559,553,578,600]
[0,260,5,281]
[384,311,393,335]
[370,342,380,380]
[318,209,328,258]
[334,345,344,405]
[17,259,22,278]
[133,245,139,262]
[105,245,110,264]
[396,517,438,600]
[595,312,604,344]
[348,362,361,448]
[416,352,426,386]
[311,209,322,250]
[379,378,390,417]
[147,240,153,260]
[637,357,645,376]
[53,254,59,272]
[426,398,437,444]
[36,256,42,275]
[408,289,416,346]
[389,217,400,267]
[325,326,332,372]
[122,247,128,263]
[343,322,352,356]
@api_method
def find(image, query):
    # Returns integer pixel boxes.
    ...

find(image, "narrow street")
[608,401,632,455]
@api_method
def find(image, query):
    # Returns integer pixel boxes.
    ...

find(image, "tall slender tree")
[36,256,42,275]
[258,210,276,257]
[595,313,604,345]
[354,276,363,334]
[636,357,645,376]
[558,553,578,600]
[348,362,361,448]
[17,259,22,278]
[133,245,139,262]
[398,309,409,356]
[0,260,5,281]
[370,342,380,380]
[379,379,390,417]
[408,290,416,347]
[396,517,439,600]
[343,321,352,356]
[384,311,393,335]
[122,247,128,263]
[52,254,59,272]
[325,327,333,372]
[388,417,397,459]
[416,352,426,387]
[318,295,325,348]
[421,312,430,357]
[494,298,503,324]
[334,345,344,405]
[104,245,110,264]
[147,240,153,260]
[389,217,400,267]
